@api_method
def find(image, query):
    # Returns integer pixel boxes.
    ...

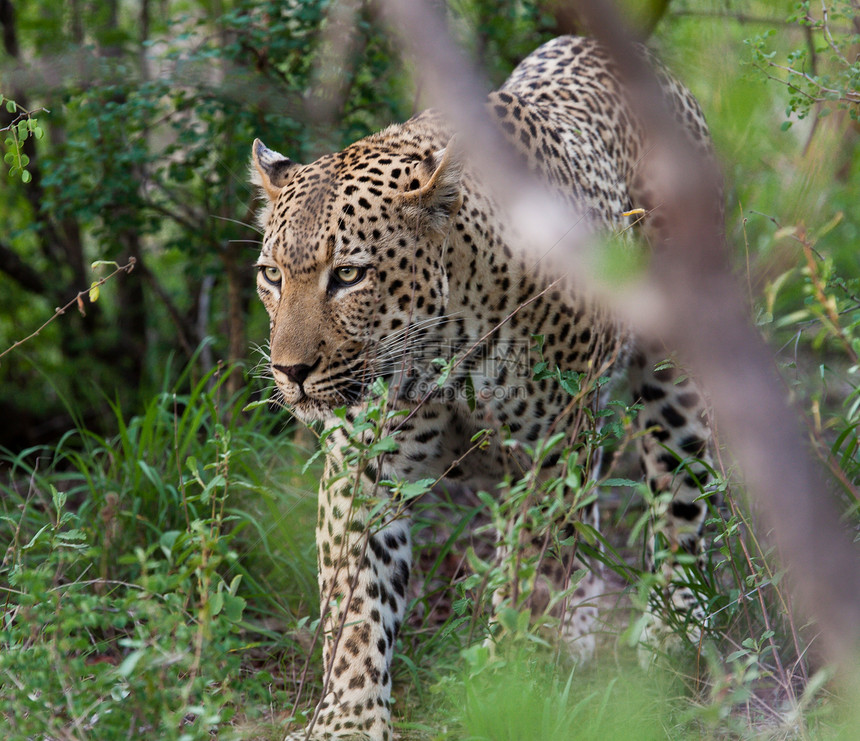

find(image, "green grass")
[0,364,319,740]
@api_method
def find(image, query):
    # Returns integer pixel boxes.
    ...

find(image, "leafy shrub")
[0,364,315,739]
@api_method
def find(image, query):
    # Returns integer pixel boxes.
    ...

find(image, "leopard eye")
[260,265,282,286]
[333,265,366,286]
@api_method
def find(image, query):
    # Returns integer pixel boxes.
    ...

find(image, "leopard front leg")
[287,430,411,741]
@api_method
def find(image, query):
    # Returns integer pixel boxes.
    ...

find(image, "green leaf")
[186,455,203,485]
[451,598,471,616]
[222,593,246,622]
[439,615,471,638]
[160,530,181,553]
[51,484,66,512]
[117,649,145,678]
[433,357,453,387]
[602,478,641,488]
[301,446,325,474]
[370,377,389,397]
[228,574,243,596]
[210,590,224,616]
[558,370,581,396]
[55,529,87,542]
[394,477,435,500]
[533,360,549,378]
[21,524,51,550]
[368,436,399,456]
[464,373,476,412]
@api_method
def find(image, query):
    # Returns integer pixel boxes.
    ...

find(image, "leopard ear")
[251,138,299,202]
[398,137,464,232]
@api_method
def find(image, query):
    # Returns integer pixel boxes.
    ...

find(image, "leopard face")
[252,129,462,421]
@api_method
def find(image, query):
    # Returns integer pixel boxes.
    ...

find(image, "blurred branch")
[306,0,365,124]
[669,9,796,27]
[575,0,860,665]
[380,0,860,668]
[0,241,47,294]
[542,0,671,37]
[142,196,205,235]
[134,257,194,359]
[0,0,18,56]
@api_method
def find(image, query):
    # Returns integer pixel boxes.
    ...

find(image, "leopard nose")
[274,363,313,386]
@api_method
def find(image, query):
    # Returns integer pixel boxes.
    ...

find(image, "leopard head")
[251,131,463,421]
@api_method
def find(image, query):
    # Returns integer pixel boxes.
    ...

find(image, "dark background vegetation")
[1,1,859,739]
[1,0,858,452]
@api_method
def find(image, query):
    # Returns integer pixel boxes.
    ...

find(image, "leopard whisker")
[212,214,264,235]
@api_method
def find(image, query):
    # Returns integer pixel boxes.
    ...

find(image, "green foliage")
[0,96,44,182]
[0,364,317,739]
[0,0,413,449]
[1,524,244,740]
[448,0,556,84]
[747,1,859,128]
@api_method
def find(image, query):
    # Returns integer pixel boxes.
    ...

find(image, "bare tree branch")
[0,241,47,295]
[669,9,798,28]
[0,0,19,57]
[134,256,195,358]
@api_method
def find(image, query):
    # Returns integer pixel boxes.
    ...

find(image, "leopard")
[251,35,719,741]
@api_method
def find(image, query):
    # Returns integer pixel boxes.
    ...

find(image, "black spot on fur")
[671,500,701,521]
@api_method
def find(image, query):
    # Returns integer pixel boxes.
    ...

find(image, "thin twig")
[668,10,794,27]
[0,105,49,133]
[765,60,860,103]
[0,257,136,364]
[821,1,851,66]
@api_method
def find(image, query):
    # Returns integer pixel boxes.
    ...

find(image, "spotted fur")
[252,36,718,740]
